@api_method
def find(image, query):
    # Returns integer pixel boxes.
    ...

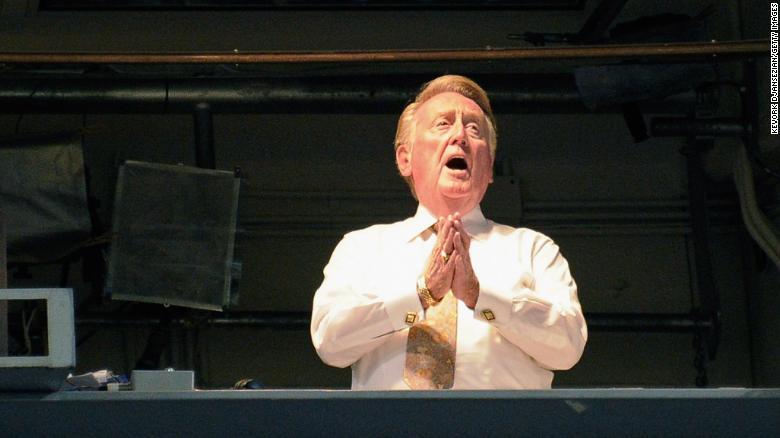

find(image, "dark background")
[0,0,777,389]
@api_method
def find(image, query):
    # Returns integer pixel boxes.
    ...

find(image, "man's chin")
[439,186,472,200]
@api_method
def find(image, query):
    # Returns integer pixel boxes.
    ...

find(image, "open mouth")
[445,157,468,171]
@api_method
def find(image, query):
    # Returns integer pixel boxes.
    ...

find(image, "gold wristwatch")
[417,276,440,307]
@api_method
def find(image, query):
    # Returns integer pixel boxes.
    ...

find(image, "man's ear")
[396,143,412,177]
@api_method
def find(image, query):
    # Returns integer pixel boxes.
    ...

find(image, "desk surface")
[2,388,779,437]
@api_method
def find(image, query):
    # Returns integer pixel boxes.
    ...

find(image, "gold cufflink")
[482,309,495,321]
[405,312,417,325]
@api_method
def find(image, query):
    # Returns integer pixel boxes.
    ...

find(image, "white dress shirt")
[310,204,587,390]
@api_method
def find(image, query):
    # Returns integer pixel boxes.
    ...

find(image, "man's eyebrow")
[433,107,483,118]
[431,108,456,118]
[463,111,488,124]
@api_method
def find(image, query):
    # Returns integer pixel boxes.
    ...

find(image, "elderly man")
[311,75,587,390]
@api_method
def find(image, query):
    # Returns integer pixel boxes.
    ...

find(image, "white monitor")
[0,288,75,391]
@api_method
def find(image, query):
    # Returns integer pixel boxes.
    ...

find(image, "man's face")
[400,91,493,215]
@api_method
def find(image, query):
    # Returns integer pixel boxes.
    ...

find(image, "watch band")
[417,276,440,307]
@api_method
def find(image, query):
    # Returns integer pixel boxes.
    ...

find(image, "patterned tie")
[404,289,458,389]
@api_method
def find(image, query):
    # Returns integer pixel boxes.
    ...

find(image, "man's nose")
[449,120,467,147]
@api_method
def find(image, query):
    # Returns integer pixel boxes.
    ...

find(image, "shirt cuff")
[473,281,514,324]
[383,285,424,332]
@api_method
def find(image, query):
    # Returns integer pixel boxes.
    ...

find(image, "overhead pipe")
[0,75,579,114]
[0,39,767,64]
[75,311,715,333]
[0,75,701,114]
[651,117,747,137]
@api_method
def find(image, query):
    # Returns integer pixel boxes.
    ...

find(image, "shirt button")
[405,312,417,325]
[481,309,496,321]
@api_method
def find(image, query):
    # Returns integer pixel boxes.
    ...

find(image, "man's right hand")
[423,216,456,302]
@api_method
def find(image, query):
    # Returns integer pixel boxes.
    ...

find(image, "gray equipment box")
[132,369,194,392]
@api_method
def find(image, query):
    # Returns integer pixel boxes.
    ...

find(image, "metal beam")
[682,139,721,364]
[193,103,216,169]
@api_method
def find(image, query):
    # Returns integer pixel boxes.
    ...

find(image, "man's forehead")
[417,91,485,118]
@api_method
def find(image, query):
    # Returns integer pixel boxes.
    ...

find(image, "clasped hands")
[422,213,480,309]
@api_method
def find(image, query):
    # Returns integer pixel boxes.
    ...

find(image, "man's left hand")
[451,216,479,309]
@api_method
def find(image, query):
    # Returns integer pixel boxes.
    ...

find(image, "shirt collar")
[402,204,491,242]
